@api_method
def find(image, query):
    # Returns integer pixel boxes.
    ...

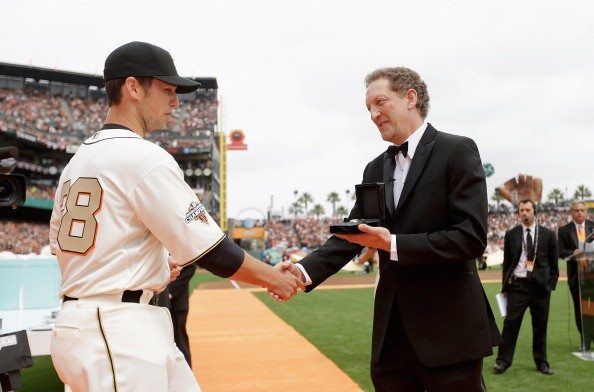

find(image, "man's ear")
[123,77,143,102]
[405,88,418,109]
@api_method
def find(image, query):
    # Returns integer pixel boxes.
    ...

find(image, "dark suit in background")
[168,264,197,367]
[558,219,594,334]
[157,264,197,367]
[301,124,500,391]
[496,225,558,369]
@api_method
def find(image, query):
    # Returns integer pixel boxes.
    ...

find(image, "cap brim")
[155,75,201,94]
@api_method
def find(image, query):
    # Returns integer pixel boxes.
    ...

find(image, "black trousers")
[496,278,550,368]
[171,310,192,367]
[371,303,485,392]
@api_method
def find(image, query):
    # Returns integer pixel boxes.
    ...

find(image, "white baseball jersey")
[49,127,225,298]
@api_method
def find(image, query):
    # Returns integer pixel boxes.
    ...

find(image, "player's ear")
[123,77,143,102]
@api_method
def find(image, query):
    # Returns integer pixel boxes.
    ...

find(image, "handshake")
[266,261,305,302]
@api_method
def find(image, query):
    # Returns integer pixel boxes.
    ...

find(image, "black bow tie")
[386,142,408,159]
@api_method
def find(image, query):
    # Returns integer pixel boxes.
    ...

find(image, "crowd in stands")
[2,210,592,256]
[294,218,341,248]
[264,217,341,249]
[179,99,218,137]
[0,221,49,255]
[265,219,300,248]
[0,86,218,151]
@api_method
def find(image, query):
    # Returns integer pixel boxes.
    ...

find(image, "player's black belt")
[63,290,158,305]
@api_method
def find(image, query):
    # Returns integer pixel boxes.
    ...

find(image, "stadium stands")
[0,63,222,256]
[2,211,592,257]
[0,86,218,150]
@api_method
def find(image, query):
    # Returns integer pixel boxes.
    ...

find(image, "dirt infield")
[188,289,362,391]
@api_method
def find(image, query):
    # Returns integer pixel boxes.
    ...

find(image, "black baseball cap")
[103,41,200,94]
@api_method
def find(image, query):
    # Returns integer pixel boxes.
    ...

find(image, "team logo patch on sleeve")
[185,201,209,225]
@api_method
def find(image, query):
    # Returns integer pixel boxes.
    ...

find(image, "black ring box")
[329,182,387,234]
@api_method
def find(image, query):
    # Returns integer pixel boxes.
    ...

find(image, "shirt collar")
[575,221,584,228]
[394,120,427,160]
[522,222,536,232]
[84,124,142,143]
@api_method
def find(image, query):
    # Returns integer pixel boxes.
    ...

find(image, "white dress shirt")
[389,121,427,261]
[575,221,586,242]
[513,223,536,278]
[296,121,428,284]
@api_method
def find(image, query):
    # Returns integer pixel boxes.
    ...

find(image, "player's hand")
[336,224,391,252]
[268,261,304,302]
[168,256,181,283]
[267,261,305,302]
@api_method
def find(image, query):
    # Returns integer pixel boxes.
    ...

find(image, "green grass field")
[255,281,592,392]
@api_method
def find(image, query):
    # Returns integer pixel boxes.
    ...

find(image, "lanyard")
[521,224,539,262]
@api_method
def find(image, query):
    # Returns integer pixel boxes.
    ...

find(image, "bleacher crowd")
[0,87,218,150]
[1,209,591,256]
[0,220,49,255]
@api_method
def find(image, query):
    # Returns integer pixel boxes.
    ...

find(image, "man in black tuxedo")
[167,264,197,367]
[494,199,558,375]
[282,67,500,391]
[558,200,594,339]
[157,263,197,366]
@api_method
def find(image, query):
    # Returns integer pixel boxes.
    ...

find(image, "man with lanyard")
[494,199,559,375]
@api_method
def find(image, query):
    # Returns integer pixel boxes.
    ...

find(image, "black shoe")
[493,362,508,374]
[538,364,553,375]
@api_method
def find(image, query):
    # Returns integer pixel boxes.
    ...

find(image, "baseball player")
[48,41,303,392]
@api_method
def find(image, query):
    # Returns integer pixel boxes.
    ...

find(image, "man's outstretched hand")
[268,261,304,302]
[336,224,391,252]
[168,255,181,283]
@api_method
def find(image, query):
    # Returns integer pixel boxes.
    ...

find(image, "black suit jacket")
[169,264,197,312]
[558,220,594,288]
[501,225,559,293]
[300,124,501,367]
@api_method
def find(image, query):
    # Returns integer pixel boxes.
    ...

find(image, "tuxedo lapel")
[383,153,396,217]
[395,125,436,214]
[570,226,579,249]
[586,221,594,243]
[511,226,523,264]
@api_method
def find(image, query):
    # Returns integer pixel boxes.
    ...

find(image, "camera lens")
[0,177,20,206]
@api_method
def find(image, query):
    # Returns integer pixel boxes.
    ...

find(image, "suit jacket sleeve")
[557,226,574,260]
[299,163,369,290]
[396,138,488,266]
[502,230,512,291]
[548,230,559,290]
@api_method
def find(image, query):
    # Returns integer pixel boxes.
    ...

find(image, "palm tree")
[547,188,565,206]
[345,189,351,210]
[300,192,314,216]
[336,205,348,219]
[491,189,504,208]
[326,192,340,216]
[288,201,303,218]
[311,204,325,219]
[574,185,592,200]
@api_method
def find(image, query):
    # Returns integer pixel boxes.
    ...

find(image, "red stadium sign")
[227,130,247,151]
